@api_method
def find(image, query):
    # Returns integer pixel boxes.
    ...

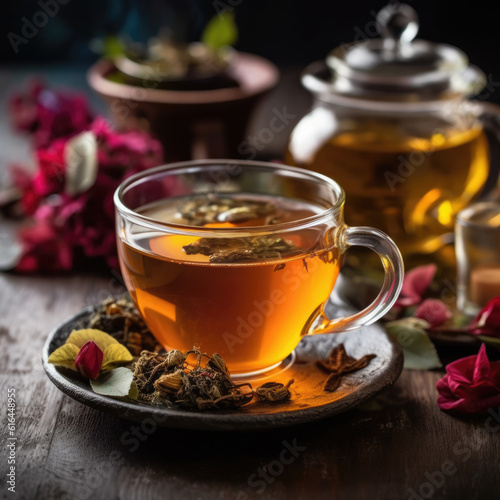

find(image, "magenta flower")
[12,116,164,272]
[9,81,93,148]
[75,341,104,380]
[437,344,500,414]
[396,264,437,307]
[415,299,452,328]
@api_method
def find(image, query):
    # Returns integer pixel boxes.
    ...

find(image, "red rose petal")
[468,297,500,337]
[437,343,500,414]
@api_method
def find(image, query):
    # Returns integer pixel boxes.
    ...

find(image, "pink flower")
[9,81,92,148]
[75,341,104,380]
[468,297,500,338]
[16,216,73,273]
[12,116,164,273]
[415,299,452,328]
[437,344,500,414]
[396,264,437,307]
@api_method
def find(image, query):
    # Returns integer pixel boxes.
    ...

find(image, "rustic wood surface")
[1,68,500,500]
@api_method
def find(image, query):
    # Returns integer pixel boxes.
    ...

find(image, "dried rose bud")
[75,341,104,380]
[415,299,452,327]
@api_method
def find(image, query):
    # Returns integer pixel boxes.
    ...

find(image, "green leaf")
[386,318,442,370]
[103,36,125,58]
[201,13,238,51]
[90,367,138,400]
[101,343,134,371]
[48,343,81,370]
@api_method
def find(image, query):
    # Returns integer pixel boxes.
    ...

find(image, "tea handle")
[309,226,404,334]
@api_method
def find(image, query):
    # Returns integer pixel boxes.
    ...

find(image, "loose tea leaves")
[88,297,161,355]
[179,196,279,226]
[317,344,376,392]
[183,236,304,263]
[133,348,253,410]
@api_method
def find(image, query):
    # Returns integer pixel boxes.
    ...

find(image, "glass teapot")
[285,3,500,269]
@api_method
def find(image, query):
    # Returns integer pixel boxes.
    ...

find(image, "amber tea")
[118,194,341,375]
[286,122,489,262]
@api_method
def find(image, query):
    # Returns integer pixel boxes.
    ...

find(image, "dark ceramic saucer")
[42,301,403,431]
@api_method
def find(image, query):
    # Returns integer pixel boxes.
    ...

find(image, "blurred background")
[2,0,500,162]
[1,0,499,81]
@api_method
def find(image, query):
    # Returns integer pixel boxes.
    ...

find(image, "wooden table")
[1,68,500,500]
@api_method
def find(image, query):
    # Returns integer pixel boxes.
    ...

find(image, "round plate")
[42,302,403,431]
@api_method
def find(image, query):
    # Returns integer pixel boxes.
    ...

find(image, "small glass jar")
[285,4,499,269]
[456,202,500,315]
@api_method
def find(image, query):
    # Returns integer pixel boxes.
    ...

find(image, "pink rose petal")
[415,299,452,327]
[396,264,437,307]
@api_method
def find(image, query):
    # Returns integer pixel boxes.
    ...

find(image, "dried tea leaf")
[90,367,138,400]
[179,196,278,226]
[133,348,256,410]
[48,343,81,370]
[208,353,231,377]
[154,371,183,397]
[183,236,303,263]
[87,297,161,354]
[255,380,294,402]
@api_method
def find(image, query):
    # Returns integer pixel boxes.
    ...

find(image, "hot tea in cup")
[115,161,403,377]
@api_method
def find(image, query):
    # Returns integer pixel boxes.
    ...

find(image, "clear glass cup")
[456,202,500,315]
[114,160,404,378]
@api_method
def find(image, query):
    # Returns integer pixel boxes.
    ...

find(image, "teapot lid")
[309,3,485,101]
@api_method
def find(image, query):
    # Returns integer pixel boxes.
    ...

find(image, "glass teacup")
[114,160,404,377]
